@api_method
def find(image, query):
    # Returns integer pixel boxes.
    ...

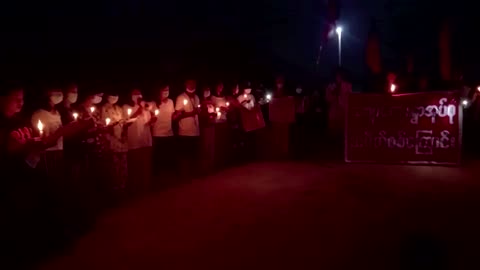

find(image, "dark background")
[0,0,477,94]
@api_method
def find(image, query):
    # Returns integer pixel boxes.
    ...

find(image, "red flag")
[439,21,451,81]
[365,22,382,74]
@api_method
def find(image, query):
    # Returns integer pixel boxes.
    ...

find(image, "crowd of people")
[0,75,328,267]
[3,63,480,267]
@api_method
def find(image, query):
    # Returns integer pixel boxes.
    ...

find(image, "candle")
[90,106,95,113]
[266,93,272,101]
[127,108,132,117]
[390,84,396,93]
[72,112,78,121]
[197,104,201,108]
[215,107,220,113]
[226,102,230,107]
[154,109,159,116]
[243,94,247,99]
[477,86,480,92]
[105,117,111,126]
[183,99,188,106]
[37,120,44,136]
[217,111,221,118]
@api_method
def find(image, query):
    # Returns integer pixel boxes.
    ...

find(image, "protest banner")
[345,92,462,164]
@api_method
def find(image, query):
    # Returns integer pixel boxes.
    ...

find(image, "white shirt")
[237,93,256,110]
[175,92,200,137]
[152,99,175,137]
[123,104,152,150]
[31,109,63,151]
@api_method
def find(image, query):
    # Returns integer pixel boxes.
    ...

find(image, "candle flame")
[477,86,480,92]
[105,117,111,126]
[127,108,132,116]
[390,84,396,93]
[226,102,230,107]
[216,107,220,112]
[72,112,78,120]
[183,99,188,106]
[217,111,221,118]
[243,94,247,99]
[155,109,159,116]
[37,120,44,132]
[90,106,95,113]
[266,93,272,100]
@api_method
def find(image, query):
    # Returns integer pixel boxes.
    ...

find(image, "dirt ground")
[40,161,480,270]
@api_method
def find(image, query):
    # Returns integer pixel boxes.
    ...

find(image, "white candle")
[215,107,220,113]
[155,109,159,116]
[217,111,221,118]
[37,120,44,136]
[127,108,132,116]
[72,112,78,121]
[183,99,188,106]
[105,117,111,126]
[90,106,95,113]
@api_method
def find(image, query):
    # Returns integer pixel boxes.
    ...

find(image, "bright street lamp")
[336,26,343,66]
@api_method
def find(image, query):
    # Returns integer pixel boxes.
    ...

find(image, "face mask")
[108,96,119,104]
[244,89,252,94]
[92,95,102,104]
[132,94,142,103]
[296,88,303,94]
[203,91,210,98]
[186,88,196,94]
[50,93,64,105]
[67,92,78,103]
[161,91,169,99]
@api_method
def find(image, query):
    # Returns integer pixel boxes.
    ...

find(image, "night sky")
[0,0,477,90]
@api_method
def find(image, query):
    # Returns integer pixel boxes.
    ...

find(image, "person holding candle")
[174,79,201,178]
[101,90,128,195]
[31,86,65,180]
[58,83,79,125]
[123,88,153,194]
[210,81,231,168]
[0,83,64,266]
[237,82,256,110]
[151,85,175,178]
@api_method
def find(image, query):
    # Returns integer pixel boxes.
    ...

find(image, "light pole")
[336,26,343,66]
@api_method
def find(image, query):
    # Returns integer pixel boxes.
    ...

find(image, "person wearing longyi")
[31,86,65,178]
[174,79,201,178]
[152,84,175,177]
[102,90,128,193]
[124,88,153,194]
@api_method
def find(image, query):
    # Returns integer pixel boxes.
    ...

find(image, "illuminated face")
[4,89,24,114]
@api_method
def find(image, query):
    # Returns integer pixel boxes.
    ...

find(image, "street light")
[336,26,343,66]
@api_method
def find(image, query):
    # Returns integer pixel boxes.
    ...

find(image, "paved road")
[41,162,480,269]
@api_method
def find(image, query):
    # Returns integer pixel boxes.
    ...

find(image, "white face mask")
[92,95,102,104]
[244,89,252,94]
[161,91,169,99]
[132,94,142,103]
[186,88,196,94]
[108,96,119,104]
[203,91,211,98]
[66,92,78,103]
[50,93,64,105]
[296,88,303,94]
